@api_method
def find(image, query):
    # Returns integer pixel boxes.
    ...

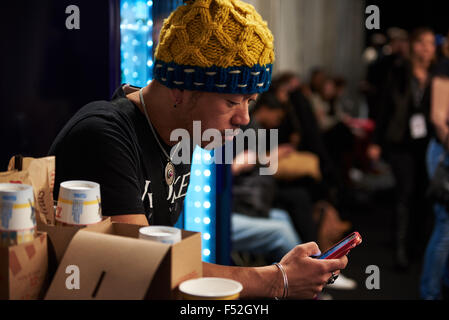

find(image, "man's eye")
[227,100,240,106]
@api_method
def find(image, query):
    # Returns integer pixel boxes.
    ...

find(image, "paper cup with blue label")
[139,226,181,244]
[0,183,36,247]
[179,277,243,300]
[56,180,102,226]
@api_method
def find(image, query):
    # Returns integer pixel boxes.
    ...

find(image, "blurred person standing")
[367,28,437,270]
[363,28,410,121]
[420,30,449,300]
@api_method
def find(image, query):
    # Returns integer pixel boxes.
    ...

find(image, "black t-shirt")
[48,84,191,226]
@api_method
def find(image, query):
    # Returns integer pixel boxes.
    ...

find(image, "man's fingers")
[298,242,321,257]
[320,256,348,272]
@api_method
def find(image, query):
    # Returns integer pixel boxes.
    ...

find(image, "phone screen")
[318,233,356,259]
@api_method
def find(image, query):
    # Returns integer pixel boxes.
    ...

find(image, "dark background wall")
[365,0,449,41]
[0,0,113,169]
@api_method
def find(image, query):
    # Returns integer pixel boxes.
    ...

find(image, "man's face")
[181,91,257,149]
[412,32,436,63]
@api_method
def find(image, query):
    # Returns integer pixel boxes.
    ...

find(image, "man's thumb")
[301,242,321,257]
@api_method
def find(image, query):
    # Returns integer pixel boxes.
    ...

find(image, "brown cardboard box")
[36,217,112,283]
[0,232,48,300]
[44,221,202,300]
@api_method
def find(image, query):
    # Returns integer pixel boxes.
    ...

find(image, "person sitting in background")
[309,76,355,186]
[268,73,356,290]
[231,147,302,265]
[367,27,437,270]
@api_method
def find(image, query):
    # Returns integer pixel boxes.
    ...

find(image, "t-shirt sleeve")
[52,113,145,216]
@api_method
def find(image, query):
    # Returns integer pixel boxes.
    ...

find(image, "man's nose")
[234,104,251,126]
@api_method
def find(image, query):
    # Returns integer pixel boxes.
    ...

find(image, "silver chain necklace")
[139,88,180,186]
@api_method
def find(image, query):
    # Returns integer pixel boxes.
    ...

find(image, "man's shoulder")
[48,97,140,154]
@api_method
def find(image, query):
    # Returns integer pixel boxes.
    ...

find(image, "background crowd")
[230,26,449,300]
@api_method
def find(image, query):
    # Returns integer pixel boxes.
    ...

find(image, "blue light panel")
[120,0,153,86]
[184,147,216,263]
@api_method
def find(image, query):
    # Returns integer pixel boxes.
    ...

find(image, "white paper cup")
[139,226,181,244]
[56,180,102,225]
[179,277,243,300]
[0,183,35,231]
[0,183,36,246]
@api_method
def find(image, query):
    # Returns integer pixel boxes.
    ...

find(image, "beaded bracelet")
[274,262,288,300]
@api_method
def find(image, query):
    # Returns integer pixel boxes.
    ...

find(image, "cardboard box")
[44,221,202,300]
[0,232,48,300]
[36,217,112,266]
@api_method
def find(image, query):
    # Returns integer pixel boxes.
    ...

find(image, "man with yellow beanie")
[49,0,348,299]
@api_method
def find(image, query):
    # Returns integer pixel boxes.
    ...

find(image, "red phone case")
[318,232,362,259]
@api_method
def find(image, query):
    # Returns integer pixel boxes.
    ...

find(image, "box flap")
[37,217,112,265]
[44,228,171,300]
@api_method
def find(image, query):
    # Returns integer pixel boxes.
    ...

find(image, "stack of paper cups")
[139,226,181,244]
[56,180,102,226]
[0,183,36,247]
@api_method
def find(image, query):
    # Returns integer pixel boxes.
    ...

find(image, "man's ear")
[170,88,184,105]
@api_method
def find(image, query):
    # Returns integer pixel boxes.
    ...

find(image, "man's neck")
[126,81,181,147]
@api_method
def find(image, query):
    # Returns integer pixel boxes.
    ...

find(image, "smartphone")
[316,231,362,259]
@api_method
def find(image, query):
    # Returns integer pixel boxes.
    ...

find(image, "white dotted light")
[203,170,211,177]
[132,72,138,78]
[132,55,138,62]
[203,249,211,256]
[147,1,153,6]
[132,39,138,46]
[147,60,153,67]
[194,185,201,192]
[194,153,202,161]
[194,217,201,224]
[203,233,211,240]
[123,2,128,9]
[194,201,201,208]
[147,20,153,27]
[203,153,212,161]
[195,169,201,176]
[203,201,211,209]
[203,217,211,224]
[147,40,153,47]
[124,68,129,75]
[203,185,211,193]
[147,79,151,85]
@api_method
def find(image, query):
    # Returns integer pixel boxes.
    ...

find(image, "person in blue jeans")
[420,49,449,299]
[420,139,449,299]
[232,208,301,263]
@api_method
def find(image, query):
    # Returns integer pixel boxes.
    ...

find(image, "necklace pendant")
[165,162,176,186]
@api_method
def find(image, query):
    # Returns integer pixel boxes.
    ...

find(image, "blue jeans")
[231,208,301,263]
[420,139,449,299]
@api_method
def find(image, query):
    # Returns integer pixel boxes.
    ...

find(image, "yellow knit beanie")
[154,0,275,94]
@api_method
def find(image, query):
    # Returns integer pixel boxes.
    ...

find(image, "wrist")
[273,262,288,299]
[255,264,284,299]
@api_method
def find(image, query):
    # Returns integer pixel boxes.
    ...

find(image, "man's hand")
[279,242,348,299]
